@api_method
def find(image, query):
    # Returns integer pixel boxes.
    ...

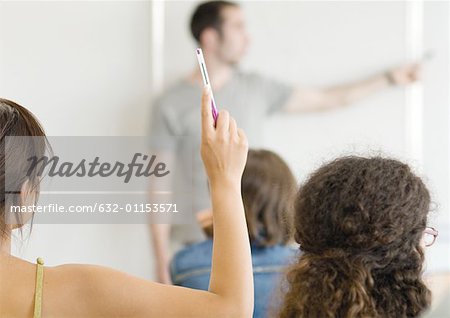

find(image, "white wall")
[1,1,155,279]
[421,0,450,274]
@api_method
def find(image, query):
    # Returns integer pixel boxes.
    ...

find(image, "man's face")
[215,6,250,65]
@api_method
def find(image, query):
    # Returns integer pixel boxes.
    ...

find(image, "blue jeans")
[170,239,298,318]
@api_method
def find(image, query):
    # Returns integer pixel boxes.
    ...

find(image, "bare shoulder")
[1,257,242,318]
[48,262,127,283]
[47,262,157,297]
[43,263,159,317]
[45,263,230,318]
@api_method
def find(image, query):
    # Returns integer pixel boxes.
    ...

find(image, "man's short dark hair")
[190,1,239,44]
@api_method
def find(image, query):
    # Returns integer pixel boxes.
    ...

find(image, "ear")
[200,27,220,51]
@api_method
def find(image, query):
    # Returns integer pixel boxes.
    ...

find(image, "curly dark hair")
[278,156,431,318]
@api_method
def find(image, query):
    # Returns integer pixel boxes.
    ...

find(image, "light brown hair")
[0,98,48,238]
[204,149,297,247]
[242,149,297,247]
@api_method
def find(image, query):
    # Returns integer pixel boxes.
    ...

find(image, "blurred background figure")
[150,0,422,283]
[170,149,298,318]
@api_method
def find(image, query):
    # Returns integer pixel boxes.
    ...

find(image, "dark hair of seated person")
[203,149,297,247]
[279,156,432,318]
[0,98,50,236]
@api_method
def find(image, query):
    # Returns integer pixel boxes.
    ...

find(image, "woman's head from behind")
[242,149,297,247]
[280,156,431,318]
[0,98,48,239]
[201,149,297,247]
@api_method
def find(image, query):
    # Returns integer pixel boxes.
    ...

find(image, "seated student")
[170,149,299,318]
[0,89,254,318]
[278,156,433,318]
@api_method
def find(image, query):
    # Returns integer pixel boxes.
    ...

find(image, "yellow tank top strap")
[33,257,45,318]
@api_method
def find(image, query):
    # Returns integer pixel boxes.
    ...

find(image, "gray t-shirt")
[150,69,293,244]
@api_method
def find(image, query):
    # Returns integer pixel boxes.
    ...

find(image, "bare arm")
[149,223,172,284]
[46,264,246,318]
[197,87,252,312]
[46,87,253,318]
[148,149,175,284]
[284,63,420,113]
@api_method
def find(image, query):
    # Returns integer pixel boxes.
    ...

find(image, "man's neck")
[191,54,234,91]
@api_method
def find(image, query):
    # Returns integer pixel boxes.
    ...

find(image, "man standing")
[150,0,420,283]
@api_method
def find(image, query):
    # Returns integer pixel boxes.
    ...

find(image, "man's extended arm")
[283,63,420,113]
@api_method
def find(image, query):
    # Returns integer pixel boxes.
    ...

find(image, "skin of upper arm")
[45,264,241,318]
